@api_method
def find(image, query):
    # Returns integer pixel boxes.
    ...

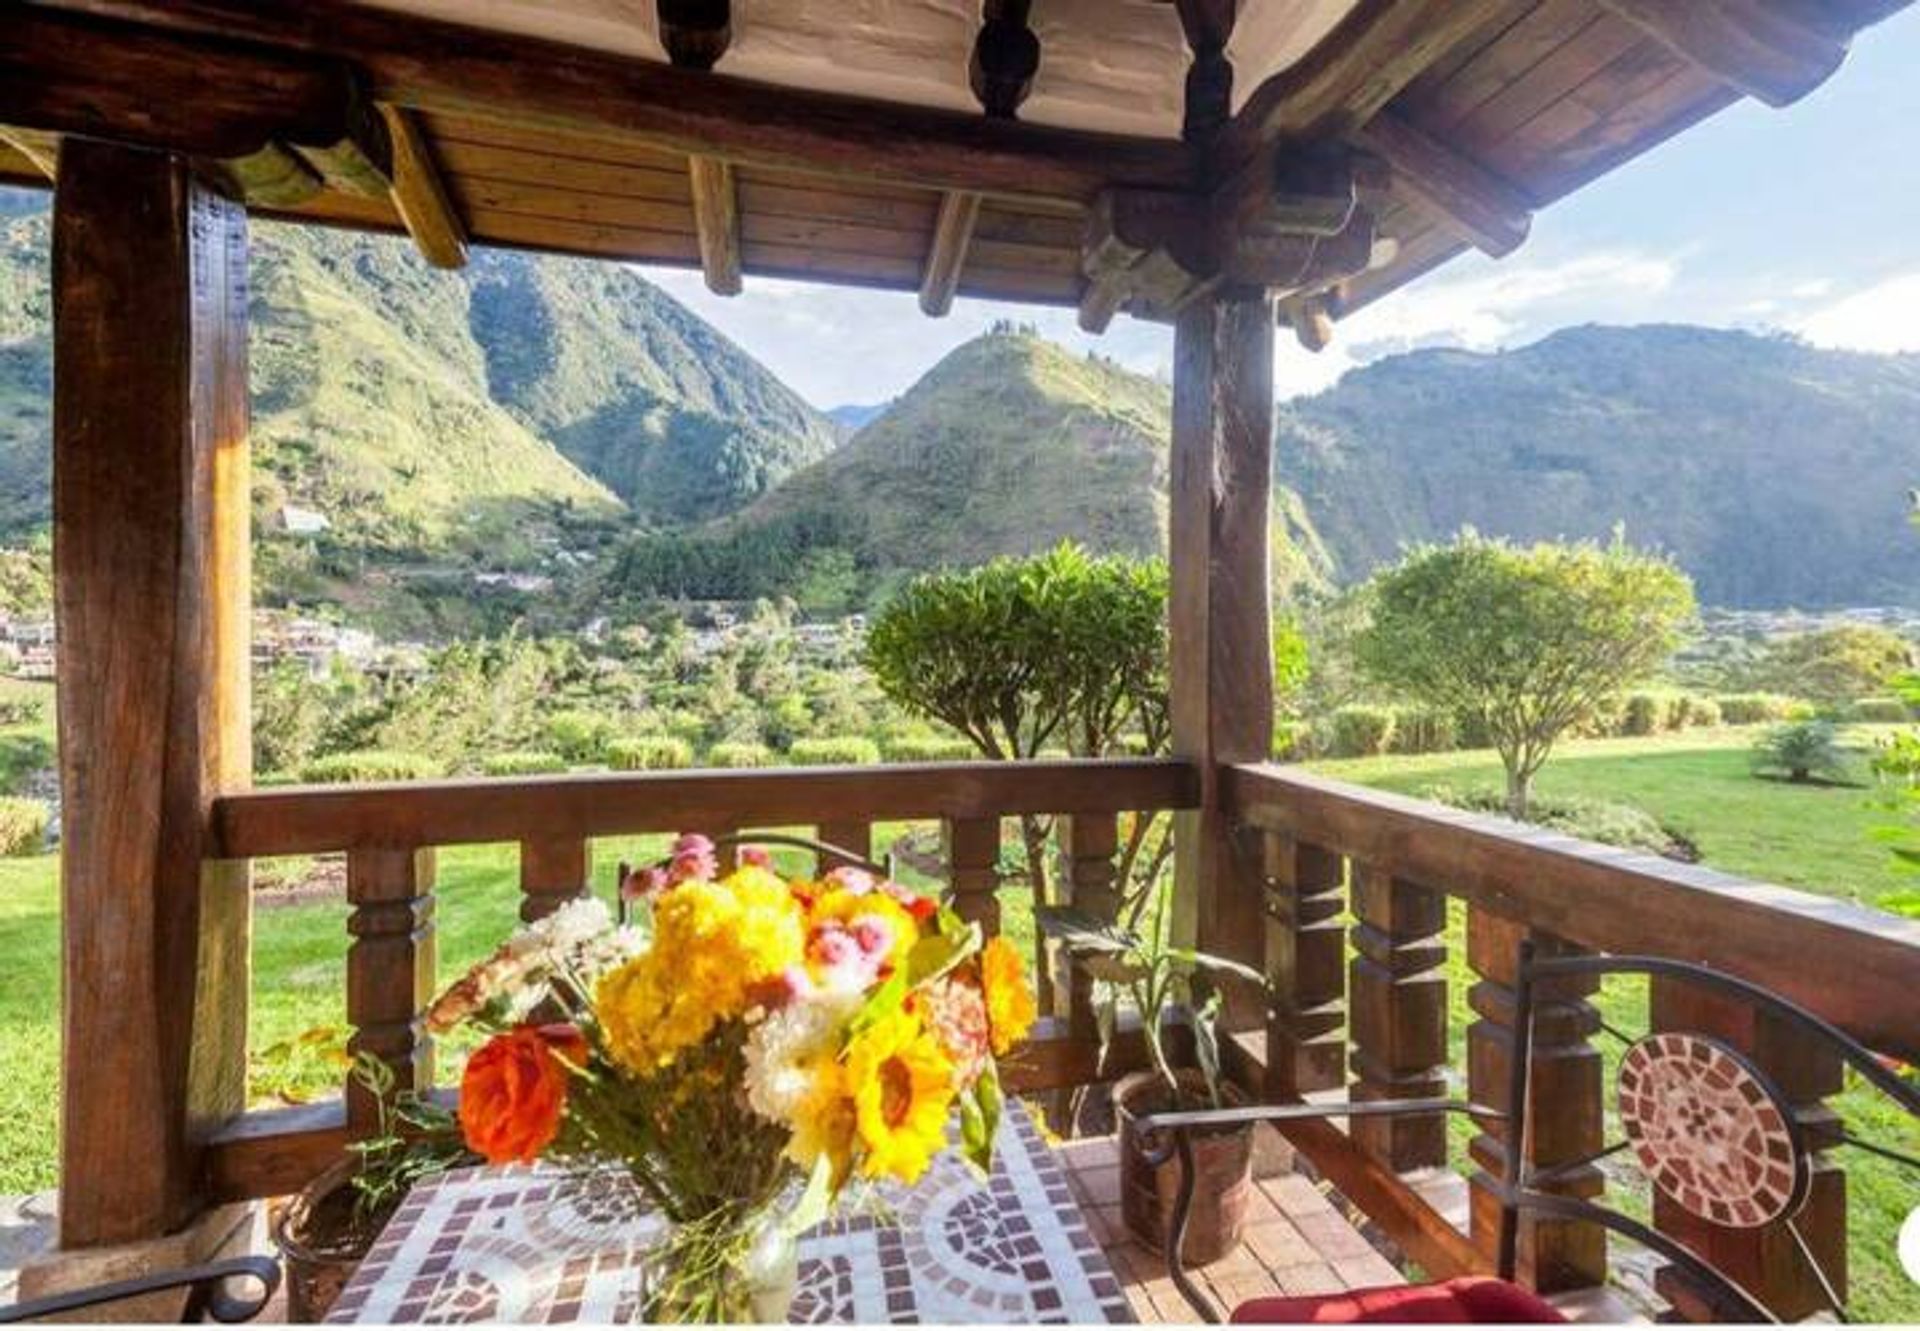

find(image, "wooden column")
[52,141,252,1248]
[520,837,590,922]
[944,817,1001,935]
[1058,814,1121,1038]
[1348,867,1448,1169]
[345,848,437,1132]
[1648,977,1846,1320]
[815,820,873,875]
[1466,908,1606,1293]
[1170,291,1275,1029]
[1262,834,1346,1096]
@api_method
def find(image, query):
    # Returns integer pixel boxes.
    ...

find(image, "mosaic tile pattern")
[1618,1032,1802,1229]
[327,1105,1132,1324]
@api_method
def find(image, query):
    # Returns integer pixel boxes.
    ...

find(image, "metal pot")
[1114,1069,1254,1267]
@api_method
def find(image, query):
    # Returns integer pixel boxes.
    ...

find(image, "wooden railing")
[200,758,1199,1203]
[1222,762,1920,1317]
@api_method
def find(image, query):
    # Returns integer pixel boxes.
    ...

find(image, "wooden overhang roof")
[0,0,1908,346]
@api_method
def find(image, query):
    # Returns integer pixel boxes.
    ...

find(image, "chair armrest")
[0,1256,281,1325]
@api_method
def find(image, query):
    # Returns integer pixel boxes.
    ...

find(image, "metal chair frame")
[0,1256,281,1325]
[1138,941,1920,1324]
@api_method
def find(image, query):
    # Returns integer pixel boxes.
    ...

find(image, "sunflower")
[979,936,1037,1056]
[785,1056,859,1186]
[845,1011,955,1184]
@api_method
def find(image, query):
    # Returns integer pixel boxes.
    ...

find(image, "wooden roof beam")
[1355,111,1531,257]
[920,191,982,317]
[382,105,467,269]
[20,0,1198,207]
[687,155,742,296]
[1598,0,1849,108]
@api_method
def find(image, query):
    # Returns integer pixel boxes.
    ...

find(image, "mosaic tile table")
[326,1104,1134,1324]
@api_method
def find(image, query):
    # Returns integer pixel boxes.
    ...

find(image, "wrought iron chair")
[1138,941,1920,1324]
[0,1256,281,1324]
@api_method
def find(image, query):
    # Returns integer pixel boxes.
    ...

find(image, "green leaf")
[960,1065,1004,1176]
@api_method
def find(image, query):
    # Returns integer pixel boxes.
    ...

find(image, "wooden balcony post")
[1466,907,1607,1293]
[815,820,873,875]
[1262,833,1347,1097]
[1058,814,1121,1038]
[51,141,252,1248]
[1169,290,1275,1029]
[944,817,1001,935]
[1647,976,1847,1320]
[346,848,437,1132]
[1348,866,1448,1170]
[520,836,590,922]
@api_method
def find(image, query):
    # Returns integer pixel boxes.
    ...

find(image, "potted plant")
[1039,888,1265,1265]
[271,1057,475,1322]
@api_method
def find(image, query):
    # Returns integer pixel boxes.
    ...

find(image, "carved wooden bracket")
[658,0,732,72]
[971,0,1041,119]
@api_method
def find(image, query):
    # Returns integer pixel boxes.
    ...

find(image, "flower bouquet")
[426,834,1037,1322]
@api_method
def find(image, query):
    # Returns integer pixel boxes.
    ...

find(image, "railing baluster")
[1466,906,1606,1293]
[944,817,1001,935]
[1262,832,1347,1097]
[815,820,873,876]
[1348,864,1448,1170]
[345,847,437,1133]
[1648,975,1847,1320]
[1058,814,1121,1039]
[519,836,590,922]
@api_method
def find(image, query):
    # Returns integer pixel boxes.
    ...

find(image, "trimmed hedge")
[300,750,445,784]
[707,741,775,769]
[607,735,695,771]
[1717,693,1796,725]
[884,733,975,762]
[1419,784,1683,858]
[788,736,881,766]
[1389,706,1457,755]
[0,797,47,856]
[544,710,613,762]
[481,750,568,776]
[1327,705,1396,758]
[1849,696,1912,723]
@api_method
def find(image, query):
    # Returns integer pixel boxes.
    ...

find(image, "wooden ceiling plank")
[451,177,695,232]
[1393,0,1533,113]
[1597,0,1849,107]
[24,0,1197,206]
[423,114,691,173]
[1401,0,1599,132]
[382,105,467,268]
[1449,16,1644,160]
[1483,38,1693,182]
[462,208,702,262]
[436,143,689,204]
[736,178,940,233]
[1355,110,1531,256]
[920,191,982,317]
[687,154,742,295]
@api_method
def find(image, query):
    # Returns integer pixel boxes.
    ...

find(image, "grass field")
[0,727,1914,1314]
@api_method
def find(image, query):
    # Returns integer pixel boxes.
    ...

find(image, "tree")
[1354,533,1695,818]
[1744,624,1915,705]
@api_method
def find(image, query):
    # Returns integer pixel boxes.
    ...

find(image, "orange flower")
[979,936,1036,1057]
[459,1023,586,1165]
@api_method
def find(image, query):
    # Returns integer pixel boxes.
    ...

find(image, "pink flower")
[823,866,876,896]
[879,879,937,921]
[852,916,894,958]
[746,964,812,1011]
[667,833,718,884]
[740,845,773,869]
[621,866,670,901]
[807,923,885,993]
[923,977,991,1088]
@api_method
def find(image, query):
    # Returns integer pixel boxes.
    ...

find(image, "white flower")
[426,895,641,1032]
[744,992,859,1124]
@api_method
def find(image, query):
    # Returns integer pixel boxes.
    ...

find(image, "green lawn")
[1311,727,1920,1321]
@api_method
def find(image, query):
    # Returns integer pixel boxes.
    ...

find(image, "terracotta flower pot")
[270,1158,387,1323]
[1114,1069,1254,1266]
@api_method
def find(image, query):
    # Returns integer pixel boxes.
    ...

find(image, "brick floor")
[1056,1136,1407,1323]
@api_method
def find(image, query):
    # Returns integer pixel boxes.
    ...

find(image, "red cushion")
[1230,1277,1567,1324]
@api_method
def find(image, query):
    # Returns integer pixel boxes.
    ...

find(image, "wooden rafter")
[687,155,741,296]
[1598,0,1849,108]
[1355,111,1531,257]
[919,191,981,317]
[16,0,1196,206]
[382,105,467,269]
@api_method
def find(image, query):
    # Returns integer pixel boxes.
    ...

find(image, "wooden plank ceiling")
[0,0,1907,346]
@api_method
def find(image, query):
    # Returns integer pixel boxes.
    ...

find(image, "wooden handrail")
[1226,762,1920,1064]
[212,758,1200,858]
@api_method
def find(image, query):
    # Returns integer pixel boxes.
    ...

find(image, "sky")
[638,6,1920,411]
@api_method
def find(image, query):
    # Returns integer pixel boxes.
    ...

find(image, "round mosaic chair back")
[1617,1032,1809,1230]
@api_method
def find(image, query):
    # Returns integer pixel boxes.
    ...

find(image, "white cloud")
[1794,272,1920,353]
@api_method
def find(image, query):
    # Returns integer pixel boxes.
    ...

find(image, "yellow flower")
[596,872,805,1073]
[980,936,1036,1057]
[846,1011,955,1184]
[786,1055,858,1187]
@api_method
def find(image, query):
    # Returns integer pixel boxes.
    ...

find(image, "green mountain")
[1279,324,1920,607]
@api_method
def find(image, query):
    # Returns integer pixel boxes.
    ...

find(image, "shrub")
[1751,719,1851,784]
[1621,692,1672,736]
[1848,695,1912,724]
[545,710,613,762]
[0,696,45,727]
[1418,784,1684,858]
[300,750,445,784]
[0,797,47,856]
[1717,693,1795,725]
[606,735,694,771]
[1678,695,1722,728]
[480,750,567,777]
[707,741,775,769]
[1328,705,1396,757]
[883,733,975,762]
[1389,706,1457,754]
[788,736,881,767]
